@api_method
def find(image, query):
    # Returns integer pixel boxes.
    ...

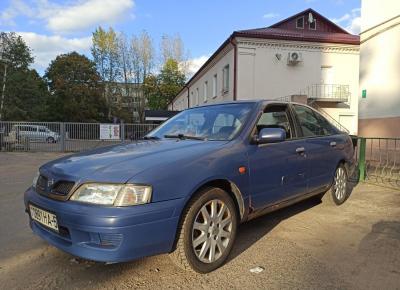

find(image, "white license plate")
[29,204,59,232]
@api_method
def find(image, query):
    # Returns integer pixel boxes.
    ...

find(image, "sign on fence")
[100,124,120,140]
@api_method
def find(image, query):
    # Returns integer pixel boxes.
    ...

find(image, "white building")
[169,9,360,135]
[359,0,400,137]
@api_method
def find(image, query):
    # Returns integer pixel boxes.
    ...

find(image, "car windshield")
[147,103,254,141]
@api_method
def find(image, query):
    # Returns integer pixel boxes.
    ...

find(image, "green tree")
[91,27,120,118]
[145,59,185,110]
[44,52,107,122]
[0,32,49,121]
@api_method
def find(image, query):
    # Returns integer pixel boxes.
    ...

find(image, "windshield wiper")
[164,134,206,141]
[142,136,160,140]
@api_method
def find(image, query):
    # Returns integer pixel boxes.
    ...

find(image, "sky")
[0,0,361,75]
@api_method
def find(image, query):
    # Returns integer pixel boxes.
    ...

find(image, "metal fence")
[300,84,350,103]
[355,137,400,189]
[0,121,159,152]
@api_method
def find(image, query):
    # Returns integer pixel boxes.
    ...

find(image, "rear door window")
[292,104,336,137]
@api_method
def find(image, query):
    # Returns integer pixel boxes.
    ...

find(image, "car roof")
[187,99,308,109]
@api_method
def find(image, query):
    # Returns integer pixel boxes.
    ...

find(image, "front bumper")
[24,187,183,262]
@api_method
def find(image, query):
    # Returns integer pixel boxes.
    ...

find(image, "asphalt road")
[0,152,399,290]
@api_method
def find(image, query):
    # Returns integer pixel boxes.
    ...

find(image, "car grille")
[52,181,75,196]
[36,175,75,198]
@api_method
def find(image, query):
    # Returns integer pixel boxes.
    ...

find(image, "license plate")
[29,204,59,232]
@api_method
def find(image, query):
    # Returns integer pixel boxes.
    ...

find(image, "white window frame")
[309,19,317,30]
[296,16,304,29]
[203,81,208,102]
[222,65,229,94]
[212,74,218,98]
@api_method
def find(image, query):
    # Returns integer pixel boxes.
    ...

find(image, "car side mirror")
[255,128,286,144]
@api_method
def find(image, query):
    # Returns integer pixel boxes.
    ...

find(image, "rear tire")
[46,137,55,143]
[170,187,238,273]
[322,164,348,205]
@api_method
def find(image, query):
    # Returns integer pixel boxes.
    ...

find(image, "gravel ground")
[0,152,399,290]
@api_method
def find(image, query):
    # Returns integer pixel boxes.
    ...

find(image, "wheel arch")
[183,178,246,223]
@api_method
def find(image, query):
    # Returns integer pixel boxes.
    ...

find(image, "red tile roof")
[235,8,360,45]
[234,27,360,45]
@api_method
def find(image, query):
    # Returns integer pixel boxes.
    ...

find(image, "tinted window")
[19,126,36,132]
[293,105,336,137]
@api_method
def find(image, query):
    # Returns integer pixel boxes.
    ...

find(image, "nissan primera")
[24,101,355,273]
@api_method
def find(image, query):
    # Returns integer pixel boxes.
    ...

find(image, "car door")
[247,104,308,210]
[29,126,39,141]
[291,104,341,193]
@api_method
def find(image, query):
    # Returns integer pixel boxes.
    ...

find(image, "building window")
[222,65,229,94]
[213,74,218,98]
[296,16,304,29]
[191,91,194,106]
[203,81,208,102]
[196,88,199,106]
[309,19,317,30]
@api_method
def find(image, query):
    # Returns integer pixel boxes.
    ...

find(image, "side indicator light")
[238,166,246,174]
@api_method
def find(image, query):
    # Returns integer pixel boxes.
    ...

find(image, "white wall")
[171,45,235,110]
[359,0,400,119]
[236,38,359,134]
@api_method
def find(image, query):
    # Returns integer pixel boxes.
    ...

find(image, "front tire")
[170,187,238,273]
[323,164,348,205]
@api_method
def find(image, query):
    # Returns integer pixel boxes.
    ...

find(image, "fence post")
[120,121,125,143]
[359,137,366,181]
[60,122,66,152]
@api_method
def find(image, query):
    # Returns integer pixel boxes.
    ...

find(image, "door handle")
[296,147,305,154]
[330,141,337,147]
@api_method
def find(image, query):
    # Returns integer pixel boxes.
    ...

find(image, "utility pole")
[0,62,7,121]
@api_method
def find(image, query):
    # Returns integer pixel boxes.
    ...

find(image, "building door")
[321,66,334,84]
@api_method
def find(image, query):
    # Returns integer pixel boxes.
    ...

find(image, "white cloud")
[187,55,209,76]
[347,16,361,35]
[0,0,33,26]
[18,32,92,71]
[1,0,135,34]
[45,0,134,34]
[263,13,279,19]
[332,8,361,34]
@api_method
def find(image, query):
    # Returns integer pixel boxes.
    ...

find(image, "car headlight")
[70,183,152,206]
[32,171,40,188]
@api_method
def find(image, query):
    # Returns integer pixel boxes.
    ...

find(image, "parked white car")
[8,125,60,143]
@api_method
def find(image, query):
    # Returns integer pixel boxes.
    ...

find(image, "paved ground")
[0,152,399,290]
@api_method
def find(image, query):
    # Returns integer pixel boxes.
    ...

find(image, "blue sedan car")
[24,101,355,273]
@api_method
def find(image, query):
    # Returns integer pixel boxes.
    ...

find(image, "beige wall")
[170,45,235,111]
[236,38,359,134]
[359,0,400,137]
[361,0,400,31]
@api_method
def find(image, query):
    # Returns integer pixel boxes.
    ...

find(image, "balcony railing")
[301,84,350,103]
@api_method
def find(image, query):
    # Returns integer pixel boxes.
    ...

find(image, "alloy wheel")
[334,167,347,201]
[191,199,233,263]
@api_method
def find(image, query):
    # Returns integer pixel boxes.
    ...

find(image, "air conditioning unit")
[287,51,303,65]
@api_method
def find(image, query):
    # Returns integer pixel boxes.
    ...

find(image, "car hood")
[40,139,228,183]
